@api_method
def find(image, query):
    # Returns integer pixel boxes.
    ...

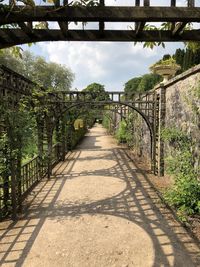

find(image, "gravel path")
[0,124,200,267]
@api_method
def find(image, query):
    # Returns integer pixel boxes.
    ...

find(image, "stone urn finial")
[150,58,181,83]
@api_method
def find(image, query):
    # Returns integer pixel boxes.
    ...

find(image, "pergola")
[0,0,199,48]
[0,0,200,220]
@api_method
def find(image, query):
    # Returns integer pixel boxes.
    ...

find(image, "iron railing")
[0,143,61,219]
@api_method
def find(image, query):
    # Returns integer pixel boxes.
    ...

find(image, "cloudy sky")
[24,0,193,91]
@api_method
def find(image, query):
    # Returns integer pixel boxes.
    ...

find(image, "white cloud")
[39,41,183,91]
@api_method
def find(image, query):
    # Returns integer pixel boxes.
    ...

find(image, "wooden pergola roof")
[0,0,199,48]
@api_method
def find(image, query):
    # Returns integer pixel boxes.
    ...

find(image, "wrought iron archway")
[1,0,199,220]
[0,62,164,219]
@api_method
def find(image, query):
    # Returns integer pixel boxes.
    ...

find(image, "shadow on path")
[0,125,199,267]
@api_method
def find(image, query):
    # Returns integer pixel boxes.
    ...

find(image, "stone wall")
[128,111,151,166]
[129,64,200,174]
[163,65,200,172]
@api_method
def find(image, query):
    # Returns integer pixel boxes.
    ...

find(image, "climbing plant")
[116,119,128,143]
[161,127,200,221]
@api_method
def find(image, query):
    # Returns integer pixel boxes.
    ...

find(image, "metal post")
[158,85,166,176]
[61,116,66,161]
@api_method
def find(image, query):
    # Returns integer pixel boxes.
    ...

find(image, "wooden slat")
[57,0,68,37]
[18,22,34,35]
[99,0,105,33]
[1,7,200,25]
[0,28,22,44]
[188,0,195,7]
[54,0,65,37]
[135,22,145,35]
[1,29,200,49]
[172,0,195,36]
[27,22,33,29]
[171,0,176,31]
[172,22,187,35]
[58,22,69,37]
[144,0,150,5]
[0,29,9,43]
[171,0,176,5]
[135,0,140,32]
[135,0,149,35]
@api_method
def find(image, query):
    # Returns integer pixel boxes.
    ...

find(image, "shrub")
[116,120,128,143]
[161,127,200,221]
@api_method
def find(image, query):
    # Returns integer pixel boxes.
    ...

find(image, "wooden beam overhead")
[18,22,35,36]
[1,6,200,25]
[0,28,21,45]
[0,30,8,43]
[58,21,69,37]
[1,4,200,48]
[1,29,200,49]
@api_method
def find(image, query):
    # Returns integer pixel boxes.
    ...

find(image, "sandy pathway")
[0,124,200,267]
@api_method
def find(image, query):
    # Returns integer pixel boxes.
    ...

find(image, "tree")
[162,54,171,61]
[83,83,110,101]
[137,74,161,93]
[193,49,200,66]
[174,48,185,74]
[124,77,142,97]
[0,49,23,73]
[26,53,74,91]
[0,50,75,91]
[124,74,161,96]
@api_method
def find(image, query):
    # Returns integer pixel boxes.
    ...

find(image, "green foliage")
[161,127,190,150]
[0,132,8,175]
[0,50,74,91]
[72,0,98,6]
[0,49,24,72]
[150,57,178,71]
[70,126,87,149]
[137,74,161,92]
[155,48,200,76]
[0,47,23,59]
[125,112,141,148]
[124,74,161,97]
[83,83,109,101]
[139,23,200,51]
[116,120,128,143]
[185,42,200,52]
[102,115,111,131]
[124,77,142,97]
[161,127,200,221]
[0,97,37,177]
[22,52,74,90]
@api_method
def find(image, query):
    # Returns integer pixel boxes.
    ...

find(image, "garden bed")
[121,143,200,242]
